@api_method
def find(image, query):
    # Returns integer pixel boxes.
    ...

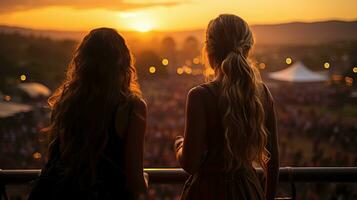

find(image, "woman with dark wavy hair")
[28,28,147,200]
[175,14,279,200]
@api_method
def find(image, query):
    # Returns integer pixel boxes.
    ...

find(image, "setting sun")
[132,21,153,32]
[0,1,356,31]
[121,12,155,32]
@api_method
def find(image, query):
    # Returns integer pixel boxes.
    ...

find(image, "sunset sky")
[0,0,356,32]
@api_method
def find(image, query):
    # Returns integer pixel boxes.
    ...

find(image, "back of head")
[47,28,141,185]
[205,14,269,171]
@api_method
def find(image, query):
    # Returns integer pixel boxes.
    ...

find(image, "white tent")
[0,102,33,118]
[269,61,328,82]
[17,82,51,98]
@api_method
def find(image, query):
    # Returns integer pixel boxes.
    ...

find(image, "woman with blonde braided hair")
[175,14,279,200]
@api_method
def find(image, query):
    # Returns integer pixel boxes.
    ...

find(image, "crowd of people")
[1,74,356,199]
[273,84,357,167]
[0,107,48,169]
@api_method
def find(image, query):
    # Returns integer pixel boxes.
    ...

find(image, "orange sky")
[0,0,356,32]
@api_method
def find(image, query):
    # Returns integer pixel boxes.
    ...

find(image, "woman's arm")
[175,87,207,174]
[123,98,148,198]
[264,86,280,200]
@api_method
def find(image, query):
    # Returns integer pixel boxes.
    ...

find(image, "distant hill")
[0,25,85,40]
[1,20,357,45]
[252,20,357,45]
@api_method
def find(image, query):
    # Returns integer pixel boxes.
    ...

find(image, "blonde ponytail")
[220,49,269,172]
[205,14,270,172]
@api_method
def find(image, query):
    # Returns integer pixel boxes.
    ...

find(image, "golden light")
[130,18,154,32]
[193,57,200,65]
[285,57,292,65]
[33,152,42,160]
[177,68,184,75]
[162,58,169,66]
[259,63,266,69]
[20,74,27,81]
[149,66,156,74]
[324,62,330,69]
[204,68,215,76]
[3,95,11,102]
[185,67,192,74]
[353,67,357,73]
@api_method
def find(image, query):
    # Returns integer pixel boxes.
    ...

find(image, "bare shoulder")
[131,96,147,112]
[129,96,147,120]
[188,85,206,99]
[114,97,146,137]
[187,85,205,104]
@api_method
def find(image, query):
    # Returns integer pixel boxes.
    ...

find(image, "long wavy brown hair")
[205,14,270,172]
[46,28,141,184]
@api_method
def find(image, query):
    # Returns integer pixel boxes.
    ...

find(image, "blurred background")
[0,0,357,199]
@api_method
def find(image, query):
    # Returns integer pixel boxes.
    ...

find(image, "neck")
[213,70,223,82]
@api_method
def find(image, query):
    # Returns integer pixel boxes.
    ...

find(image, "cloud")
[0,0,180,13]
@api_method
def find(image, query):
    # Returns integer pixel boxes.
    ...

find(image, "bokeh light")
[176,67,184,75]
[353,67,357,73]
[259,63,266,69]
[3,95,11,102]
[149,66,156,74]
[162,58,169,66]
[20,74,27,81]
[184,67,192,74]
[193,57,200,65]
[33,152,42,160]
[286,57,292,65]
[324,62,330,69]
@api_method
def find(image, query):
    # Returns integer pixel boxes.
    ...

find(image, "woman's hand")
[174,135,184,151]
[175,86,207,174]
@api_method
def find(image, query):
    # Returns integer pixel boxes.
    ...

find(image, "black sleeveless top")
[28,102,134,200]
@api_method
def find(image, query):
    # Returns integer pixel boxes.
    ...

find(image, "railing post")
[288,167,296,200]
[0,183,8,200]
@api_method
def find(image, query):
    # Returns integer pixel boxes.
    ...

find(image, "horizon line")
[1,18,357,33]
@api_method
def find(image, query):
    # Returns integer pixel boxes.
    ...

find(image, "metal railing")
[1,167,357,200]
